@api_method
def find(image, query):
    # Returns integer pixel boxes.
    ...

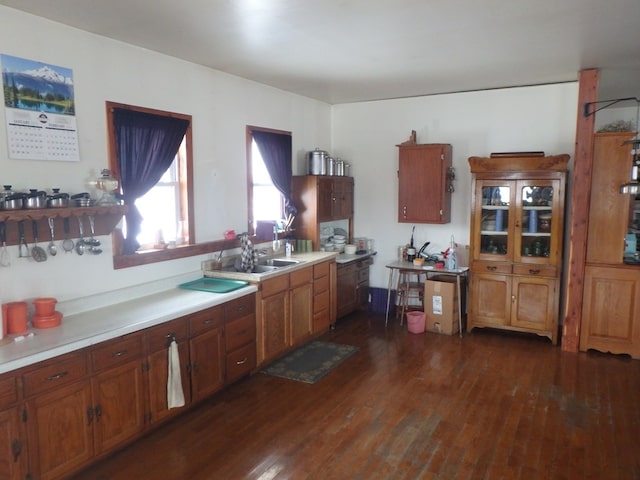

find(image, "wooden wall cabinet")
[292,176,354,249]
[579,132,640,358]
[467,154,569,344]
[397,143,452,224]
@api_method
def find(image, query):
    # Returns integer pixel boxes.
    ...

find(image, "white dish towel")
[167,339,185,409]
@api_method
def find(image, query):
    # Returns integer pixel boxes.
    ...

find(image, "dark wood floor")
[72,312,640,480]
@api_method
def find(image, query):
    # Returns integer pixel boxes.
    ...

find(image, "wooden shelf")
[0,205,128,248]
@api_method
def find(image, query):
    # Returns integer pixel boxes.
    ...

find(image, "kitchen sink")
[258,258,301,267]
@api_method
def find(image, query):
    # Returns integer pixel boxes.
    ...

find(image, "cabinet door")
[317,178,333,222]
[510,276,557,337]
[189,327,225,403]
[0,407,24,480]
[580,266,640,358]
[471,180,513,261]
[516,179,563,266]
[26,381,94,480]
[260,290,289,363]
[398,144,451,223]
[290,282,313,344]
[468,273,511,327]
[336,264,358,318]
[92,360,145,454]
[587,133,635,264]
[333,177,354,219]
[146,339,191,425]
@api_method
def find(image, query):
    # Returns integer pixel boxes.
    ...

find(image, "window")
[106,102,195,268]
[246,126,294,239]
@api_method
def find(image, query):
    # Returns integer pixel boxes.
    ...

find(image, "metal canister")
[335,159,344,176]
[326,156,335,176]
[307,148,328,175]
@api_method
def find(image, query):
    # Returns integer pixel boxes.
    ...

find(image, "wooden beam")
[561,69,598,353]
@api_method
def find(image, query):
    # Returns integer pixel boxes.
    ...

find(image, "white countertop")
[0,284,257,375]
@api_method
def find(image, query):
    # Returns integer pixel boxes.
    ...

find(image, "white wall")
[0,7,331,302]
[332,84,579,287]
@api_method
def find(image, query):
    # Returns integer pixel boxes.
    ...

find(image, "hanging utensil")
[0,221,9,267]
[87,215,100,246]
[75,216,86,255]
[18,220,30,258]
[47,217,57,256]
[62,217,74,253]
[31,220,47,262]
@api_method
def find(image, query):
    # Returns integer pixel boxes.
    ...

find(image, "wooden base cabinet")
[580,266,640,358]
[468,154,568,344]
[337,257,372,318]
[18,293,256,480]
[0,373,25,480]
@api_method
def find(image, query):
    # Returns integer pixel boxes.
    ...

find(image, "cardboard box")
[424,276,465,335]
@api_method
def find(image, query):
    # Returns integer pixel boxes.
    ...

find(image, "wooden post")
[561,69,598,353]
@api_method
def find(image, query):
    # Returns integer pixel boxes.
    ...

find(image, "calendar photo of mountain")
[1,53,75,115]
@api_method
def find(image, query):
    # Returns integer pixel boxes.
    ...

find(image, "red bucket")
[406,311,425,334]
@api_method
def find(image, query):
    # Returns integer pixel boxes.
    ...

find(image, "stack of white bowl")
[332,234,347,253]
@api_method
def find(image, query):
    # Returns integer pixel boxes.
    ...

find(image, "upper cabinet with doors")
[292,176,354,250]
[467,153,569,344]
[397,143,452,224]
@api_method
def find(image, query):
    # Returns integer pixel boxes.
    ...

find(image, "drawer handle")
[46,371,69,381]
[486,266,497,271]
[236,329,246,336]
[112,350,128,358]
[529,269,540,275]
[202,318,214,324]
[12,439,21,462]
[236,357,248,365]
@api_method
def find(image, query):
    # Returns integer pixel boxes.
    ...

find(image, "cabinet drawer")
[226,343,256,383]
[338,263,357,275]
[513,264,557,277]
[225,315,256,352]
[314,261,330,279]
[357,267,369,283]
[91,332,144,372]
[146,318,189,352]
[0,373,18,409]
[261,274,289,297]
[314,274,330,294]
[189,306,224,336]
[314,289,330,314]
[225,294,256,322]
[471,262,512,275]
[290,266,313,288]
[23,352,89,397]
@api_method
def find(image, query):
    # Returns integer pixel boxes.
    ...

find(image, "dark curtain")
[114,108,190,254]
[252,130,297,216]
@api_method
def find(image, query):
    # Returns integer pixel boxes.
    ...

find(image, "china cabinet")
[468,154,569,344]
[397,143,452,224]
[579,132,640,358]
[291,175,354,249]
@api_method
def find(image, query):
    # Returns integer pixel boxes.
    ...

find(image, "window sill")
[113,238,240,269]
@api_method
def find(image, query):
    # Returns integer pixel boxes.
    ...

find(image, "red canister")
[6,301,28,334]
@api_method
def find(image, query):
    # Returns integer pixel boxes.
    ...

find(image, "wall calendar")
[1,54,80,162]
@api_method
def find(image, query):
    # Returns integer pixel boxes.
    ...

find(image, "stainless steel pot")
[1,193,25,210]
[25,190,47,209]
[307,148,328,175]
[47,190,70,208]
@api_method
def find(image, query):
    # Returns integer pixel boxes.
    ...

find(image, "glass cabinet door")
[516,180,559,265]
[475,181,512,260]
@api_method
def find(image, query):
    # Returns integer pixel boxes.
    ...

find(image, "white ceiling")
[2,0,640,105]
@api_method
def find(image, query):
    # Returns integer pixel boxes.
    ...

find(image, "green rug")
[261,340,359,384]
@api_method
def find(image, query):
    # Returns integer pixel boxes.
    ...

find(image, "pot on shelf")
[25,190,47,209]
